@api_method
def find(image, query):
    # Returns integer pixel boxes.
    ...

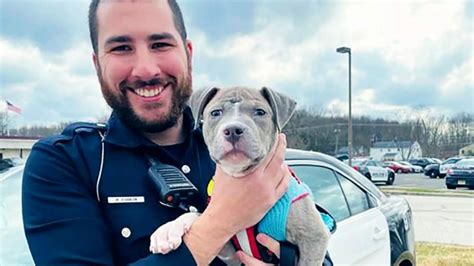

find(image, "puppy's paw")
[149,212,200,254]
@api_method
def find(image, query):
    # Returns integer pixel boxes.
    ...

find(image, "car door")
[288,161,390,265]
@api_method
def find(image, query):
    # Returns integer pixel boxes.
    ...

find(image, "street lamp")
[337,46,352,166]
[334,128,341,155]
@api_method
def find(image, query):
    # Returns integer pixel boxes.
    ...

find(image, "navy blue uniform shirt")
[22,107,222,265]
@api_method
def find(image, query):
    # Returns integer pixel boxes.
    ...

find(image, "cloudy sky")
[0,0,472,128]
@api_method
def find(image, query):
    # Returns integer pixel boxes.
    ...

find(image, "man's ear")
[189,87,220,129]
[260,87,297,131]
[185,40,193,61]
[92,53,99,72]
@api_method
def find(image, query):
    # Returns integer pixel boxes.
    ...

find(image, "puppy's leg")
[149,212,200,254]
[286,197,330,266]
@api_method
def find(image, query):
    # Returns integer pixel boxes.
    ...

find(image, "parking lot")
[384,172,468,190]
[376,172,474,246]
[403,195,474,246]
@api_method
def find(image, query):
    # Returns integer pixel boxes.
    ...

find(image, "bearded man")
[22,1,290,265]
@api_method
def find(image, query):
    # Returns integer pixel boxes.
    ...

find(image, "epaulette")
[62,122,108,137]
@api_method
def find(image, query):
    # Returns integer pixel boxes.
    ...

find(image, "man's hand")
[235,234,280,265]
[184,134,290,265]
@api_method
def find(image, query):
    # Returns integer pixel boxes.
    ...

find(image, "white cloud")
[0,38,108,127]
[189,0,472,119]
[440,56,474,95]
[325,87,448,120]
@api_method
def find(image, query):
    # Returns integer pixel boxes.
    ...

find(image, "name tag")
[107,196,145,204]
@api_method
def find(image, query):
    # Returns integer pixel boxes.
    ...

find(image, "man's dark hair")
[88,0,188,54]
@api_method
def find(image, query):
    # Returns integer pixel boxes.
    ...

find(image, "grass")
[416,242,474,266]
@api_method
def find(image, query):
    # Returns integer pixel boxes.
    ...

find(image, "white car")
[351,158,396,185]
[439,157,465,178]
[286,149,414,265]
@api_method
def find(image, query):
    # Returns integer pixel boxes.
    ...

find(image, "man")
[22,0,290,265]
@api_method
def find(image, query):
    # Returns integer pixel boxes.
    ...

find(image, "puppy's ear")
[189,87,220,129]
[260,87,297,131]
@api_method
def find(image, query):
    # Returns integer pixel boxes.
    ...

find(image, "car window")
[335,172,371,216]
[455,159,474,167]
[291,165,350,221]
[367,161,376,167]
[374,161,384,167]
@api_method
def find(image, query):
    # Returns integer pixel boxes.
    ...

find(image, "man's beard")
[97,64,192,133]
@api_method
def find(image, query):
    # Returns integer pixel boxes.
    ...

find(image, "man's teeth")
[135,87,163,97]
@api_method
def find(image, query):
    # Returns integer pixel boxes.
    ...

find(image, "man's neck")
[144,116,185,146]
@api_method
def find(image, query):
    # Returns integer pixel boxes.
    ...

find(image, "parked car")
[439,157,468,178]
[0,159,15,172]
[445,158,474,190]
[408,158,436,169]
[424,157,466,179]
[352,158,396,185]
[3,157,25,167]
[399,161,423,173]
[1,150,416,266]
[430,158,442,164]
[423,163,440,179]
[383,161,412,174]
[286,149,415,265]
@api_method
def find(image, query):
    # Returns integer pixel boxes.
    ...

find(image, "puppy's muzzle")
[223,124,246,144]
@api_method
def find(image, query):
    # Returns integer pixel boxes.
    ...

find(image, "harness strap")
[279,242,299,266]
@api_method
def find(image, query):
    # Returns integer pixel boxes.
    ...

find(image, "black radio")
[147,156,198,212]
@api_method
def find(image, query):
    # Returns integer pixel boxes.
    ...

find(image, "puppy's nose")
[223,126,245,143]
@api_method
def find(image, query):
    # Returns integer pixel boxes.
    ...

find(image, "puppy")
[150,87,330,265]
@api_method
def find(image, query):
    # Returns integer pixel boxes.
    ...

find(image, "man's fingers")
[275,169,290,198]
[263,134,286,172]
[236,251,269,265]
[256,234,280,259]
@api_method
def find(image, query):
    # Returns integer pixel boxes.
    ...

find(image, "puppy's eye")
[210,109,223,117]
[254,108,266,116]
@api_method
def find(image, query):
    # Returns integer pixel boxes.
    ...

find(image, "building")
[459,144,474,156]
[0,136,39,159]
[336,146,368,157]
[370,141,422,161]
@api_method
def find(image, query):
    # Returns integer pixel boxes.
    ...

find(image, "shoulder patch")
[62,122,107,137]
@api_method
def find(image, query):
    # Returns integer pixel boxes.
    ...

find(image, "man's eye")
[254,108,266,116]
[151,42,172,49]
[110,45,132,52]
[210,110,223,117]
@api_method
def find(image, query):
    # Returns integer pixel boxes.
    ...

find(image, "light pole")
[337,46,352,166]
[334,128,341,155]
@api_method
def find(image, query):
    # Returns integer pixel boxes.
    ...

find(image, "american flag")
[6,100,22,114]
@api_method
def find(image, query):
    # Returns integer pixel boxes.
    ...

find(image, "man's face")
[94,0,192,133]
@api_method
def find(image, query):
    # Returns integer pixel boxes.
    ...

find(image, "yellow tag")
[207,179,214,196]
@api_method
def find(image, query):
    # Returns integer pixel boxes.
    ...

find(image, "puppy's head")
[190,86,296,177]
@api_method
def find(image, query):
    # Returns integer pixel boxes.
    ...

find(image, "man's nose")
[131,49,161,80]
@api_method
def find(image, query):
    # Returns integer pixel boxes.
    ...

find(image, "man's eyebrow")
[148,33,176,42]
[105,35,132,46]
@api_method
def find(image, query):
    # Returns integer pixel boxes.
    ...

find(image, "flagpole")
[5,105,9,136]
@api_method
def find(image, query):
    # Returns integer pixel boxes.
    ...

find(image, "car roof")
[285,148,385,200]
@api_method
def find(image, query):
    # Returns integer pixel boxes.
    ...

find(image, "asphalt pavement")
[392,172,449,189]
[402,195,474,246]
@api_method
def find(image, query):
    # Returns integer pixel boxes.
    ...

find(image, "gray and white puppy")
[150,86,330,265]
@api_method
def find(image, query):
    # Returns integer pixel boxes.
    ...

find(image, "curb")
[381,190,474,198]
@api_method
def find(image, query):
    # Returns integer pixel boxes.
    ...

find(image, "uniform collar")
[104,106,196,149]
